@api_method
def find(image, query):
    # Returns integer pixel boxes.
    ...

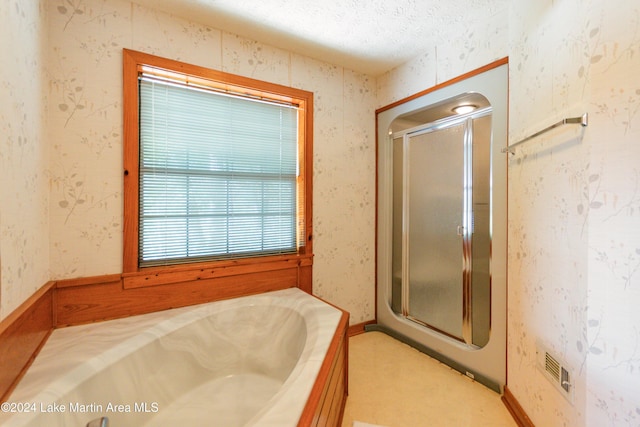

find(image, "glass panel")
[391,136,404,314]
[407,124,465,339]
[471,115,492,347]
[138,77,299,266]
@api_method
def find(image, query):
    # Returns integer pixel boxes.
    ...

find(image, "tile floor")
[341,332,517,427]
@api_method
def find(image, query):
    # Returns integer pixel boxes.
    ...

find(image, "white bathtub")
[0,288,343,427]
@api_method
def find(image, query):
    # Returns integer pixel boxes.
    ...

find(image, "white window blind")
[138,76,301,267]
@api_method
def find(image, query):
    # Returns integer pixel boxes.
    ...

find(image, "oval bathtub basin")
[1,288,342,427]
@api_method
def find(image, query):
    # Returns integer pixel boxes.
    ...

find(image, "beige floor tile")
[341,332,516,427]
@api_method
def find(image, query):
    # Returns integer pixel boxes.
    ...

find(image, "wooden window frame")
[122,49,314,278]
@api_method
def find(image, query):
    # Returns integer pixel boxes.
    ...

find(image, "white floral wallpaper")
[0,1,50,320]
[509,0,640,425]
[39,0,376,325]
[378,0,639,425]
[581,2,640,424]
[376,1,508,107]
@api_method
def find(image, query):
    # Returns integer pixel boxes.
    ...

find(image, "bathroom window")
[122,49,313,272]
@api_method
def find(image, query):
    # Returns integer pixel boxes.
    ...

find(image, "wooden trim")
[55,273,122,288]
[323,340,346,425]
[122,255,311,289]
[348,320,376,337]
[55,268,299,327]
[122,48,140,273]
[298,263,313,294]
[0,282,55,403]
[376,57,509,114]
[122,48,314,274]
[302,89,314,258]
[502,386,535,427]
[126,49,314,101]
[0,282,54,336]
[299,309,349,426]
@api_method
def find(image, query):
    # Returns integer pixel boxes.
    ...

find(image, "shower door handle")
[457,225,465,236]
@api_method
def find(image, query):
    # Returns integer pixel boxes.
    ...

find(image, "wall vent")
[545,352,561,380]
[536,341,574,404]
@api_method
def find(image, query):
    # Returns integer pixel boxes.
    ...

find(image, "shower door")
[392,113,491,347]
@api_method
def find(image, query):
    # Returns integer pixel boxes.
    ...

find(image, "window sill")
[122,253,313,290]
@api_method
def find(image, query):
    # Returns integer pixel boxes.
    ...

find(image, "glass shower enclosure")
[392,110,492,347]
[373,62,507,392]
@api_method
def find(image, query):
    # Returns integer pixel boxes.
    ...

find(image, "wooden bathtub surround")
[0,282,55,403]
[300,308,349,427]
[0,252,314,403]
[57,270,296,326]
[56,254,312,326]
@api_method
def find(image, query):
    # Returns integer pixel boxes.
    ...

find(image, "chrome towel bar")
[502,113,588,154]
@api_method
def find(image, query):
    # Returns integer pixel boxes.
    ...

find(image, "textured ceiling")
[131,0,503,75]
